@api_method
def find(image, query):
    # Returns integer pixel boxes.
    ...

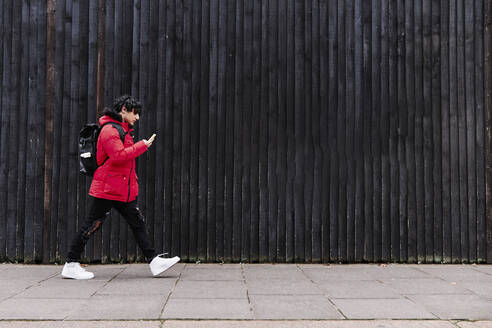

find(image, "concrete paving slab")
[0,265,60,281]
[0,321,161,328]
[162,298,253,319]
[318,280,401,299]
[0,280,37,300]
[457,321,492,328]
[13,279,106,299]
[250,295,343,319]
[180,267,243,281]
[381,278,473,295]
[407,294,492,320]
[171,280,247,299]
[331,298,437,319]
[416,267,492,282]
[96,277,176,295]
[300,266,375,282]
[81,265,127,281]
[458,281,492,298]
[118,263,183,279]
[247,279,322,295]
[67,295,167,320]
[472,266,492,276]
[243,265,305,281]
[162,320,459,328]
[0,298,86,320]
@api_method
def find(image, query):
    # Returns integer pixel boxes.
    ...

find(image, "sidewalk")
[0,263,492,327]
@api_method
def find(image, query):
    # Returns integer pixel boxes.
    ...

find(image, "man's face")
[121,107,140,126]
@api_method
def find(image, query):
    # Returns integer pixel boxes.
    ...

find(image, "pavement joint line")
[159,262,184,318]
[296,263,348,320]
[241,263,254,317]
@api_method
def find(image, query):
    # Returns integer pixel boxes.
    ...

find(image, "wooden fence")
[1,0,492,263]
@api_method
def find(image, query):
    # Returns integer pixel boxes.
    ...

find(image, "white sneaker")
[61,262,94,280]
[149,254,180,276]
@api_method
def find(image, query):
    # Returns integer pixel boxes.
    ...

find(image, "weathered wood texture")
[0,0,490,263]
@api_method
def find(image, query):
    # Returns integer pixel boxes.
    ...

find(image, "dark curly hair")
[111,95,143,115]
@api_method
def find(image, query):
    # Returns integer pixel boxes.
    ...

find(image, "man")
[62,95,179,280]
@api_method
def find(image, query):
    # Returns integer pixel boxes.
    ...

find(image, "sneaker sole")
[152,258,180,276]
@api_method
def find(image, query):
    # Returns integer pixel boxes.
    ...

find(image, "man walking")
[62,95,179,280]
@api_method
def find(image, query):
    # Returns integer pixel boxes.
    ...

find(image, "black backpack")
[79,122,127,176]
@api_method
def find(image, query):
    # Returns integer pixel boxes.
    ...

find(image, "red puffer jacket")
[89,115,148,202]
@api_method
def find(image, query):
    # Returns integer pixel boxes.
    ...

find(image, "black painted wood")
[0,0,490,264]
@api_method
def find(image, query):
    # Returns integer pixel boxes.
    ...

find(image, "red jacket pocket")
[103,174,128,197]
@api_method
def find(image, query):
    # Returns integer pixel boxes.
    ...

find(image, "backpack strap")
[101,122,127,144]
[99,122,128,166]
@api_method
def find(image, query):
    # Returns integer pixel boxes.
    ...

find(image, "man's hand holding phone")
[144,133,156,147]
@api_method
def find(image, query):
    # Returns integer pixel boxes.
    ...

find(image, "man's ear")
[121,106,128,113]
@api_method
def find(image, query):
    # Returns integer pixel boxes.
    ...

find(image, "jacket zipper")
[127,160,133,202]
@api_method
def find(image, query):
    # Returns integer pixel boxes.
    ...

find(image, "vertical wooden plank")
[457,0,468,262]
[142,0,158,261]
[51,0,65,262]
[207,0,218,261]
[397,0,408,262]
[25,0,41,262]
[465,0,476,262]
[431,0,442,263]
[172,0,183,259]
[449,0,461,262]
[57,0,72,262]
[0,0,8,261]
[319,0,329,263]
[250,0,260,262]
[198,0,210,260]
[215,0,227,262]
[485,0,492,264]
[241,0,252,261]
[414,0,426,262]
[189,0,201,261]
[380,0,391,261]
[16,0,29,261]
[440,0,451,263]
[7,0,21,260]
[311,0,322,263]
[223,0,236,262]
[328,0,338,261]
[336,0,346,262]
[371,0,382,262]
[276,0,287,262]
[77,0,89,262]
[361,0,373,262]
[388,0,399,262]
[475,0,486,262]
[35,0,47,262]
[406,0,418,263]
[259,0,270,262]
[294,0,306,262]
[181,0,193,262]
[303,0,313,263]
[67,0,80,263]
[153,0,164,256]
[87,0,100,262]
[285,0,295,261]
[423,0,434,262]
[43,0,56,263]
[96,0,105,118]
[350,0,365,262]
[164,0,175,257]
[232,0,244,262]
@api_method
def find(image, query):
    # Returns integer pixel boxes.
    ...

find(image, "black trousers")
[67,197,156,263]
